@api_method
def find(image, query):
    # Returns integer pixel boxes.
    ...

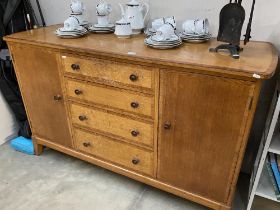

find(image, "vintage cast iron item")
[210,0,256,59]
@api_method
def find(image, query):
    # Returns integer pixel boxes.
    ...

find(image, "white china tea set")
[55,0,212,50]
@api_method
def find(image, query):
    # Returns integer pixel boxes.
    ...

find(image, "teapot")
[119,0,149,34]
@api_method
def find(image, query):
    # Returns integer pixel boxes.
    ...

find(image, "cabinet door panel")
[11,45,72,147]
[158,70,255,203]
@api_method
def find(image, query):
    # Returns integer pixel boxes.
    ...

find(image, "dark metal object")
[164,122,171,130]
[210,2,246,59]
[53,95,62,101]
[35,0,46,27]
[217,3,245,46]
[129,74,138,82]
[131,130,140,137]
[74,89,83,95]
[209,44,243,59]
[132,158,140,165]
[79,115,87,121]
[244,0,256,45]
[83,142,91,147]
[131,102,139,108]
[71,63,80,71]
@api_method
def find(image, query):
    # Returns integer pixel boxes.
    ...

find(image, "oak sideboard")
[4,25,278,210]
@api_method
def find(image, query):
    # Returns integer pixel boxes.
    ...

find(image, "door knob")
[79,115,87,121]
[132,158,140,165]
[129,74,138,82]
[53,95,62,101]
[74,89,83,95]
[71,63,80,71]
[131,102,139,109]
[83,142,91,147]
[164,121,171,130]
[131,130,140,137]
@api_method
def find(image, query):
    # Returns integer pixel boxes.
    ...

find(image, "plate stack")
[145,35,182,50]
[55,26,88,39]
[88,23,115,33]
[179,32,211,43]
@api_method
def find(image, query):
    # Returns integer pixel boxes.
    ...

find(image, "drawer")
[70,103,154,147]
[65,79,154,118]
[61,55,155,90]
[75,129,154,176]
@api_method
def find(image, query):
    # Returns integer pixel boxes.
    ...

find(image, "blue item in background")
[10,136,34,155]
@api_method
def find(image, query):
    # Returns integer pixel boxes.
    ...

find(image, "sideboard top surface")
[5,25,278,79]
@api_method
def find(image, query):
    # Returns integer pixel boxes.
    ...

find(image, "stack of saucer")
[179,32,211,43]
[145,34,182,49]
[89,23,115,33]
[55,26,88,38]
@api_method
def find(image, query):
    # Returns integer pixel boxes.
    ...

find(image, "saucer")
[94,23,115,28]
[151,34,180,42]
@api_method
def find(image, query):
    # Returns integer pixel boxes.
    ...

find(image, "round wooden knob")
[71,64,80,71]
[131,130,139,137]
[129,74,138,82]
[131,102,139,109]
[83,142,91,147]
[53,95,62,101]
[132,158,140,165]
[164,122,171,130]
[79,115,87,121]
[74,89,83,95]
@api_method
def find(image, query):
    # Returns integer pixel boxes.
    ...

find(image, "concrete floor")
[0,142,277,210]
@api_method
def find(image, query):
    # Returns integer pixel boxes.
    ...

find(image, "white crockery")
[152,16,176,31]
[70,0,85,14]
[154,23,175,41]
[97,15,109,26]
[182,18,209,35]
[64,16,80,31]
[115,16,132,38]
[96,0,112,16]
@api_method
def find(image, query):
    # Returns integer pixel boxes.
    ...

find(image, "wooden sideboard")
[4,25,278,210]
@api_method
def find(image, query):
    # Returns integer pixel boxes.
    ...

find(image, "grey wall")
[30,0,280,50]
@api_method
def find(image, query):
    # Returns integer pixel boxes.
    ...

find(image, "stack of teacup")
[179,19,211,43]
[55,0,88,38]
[144,17,182,49]
[89,0,115,33]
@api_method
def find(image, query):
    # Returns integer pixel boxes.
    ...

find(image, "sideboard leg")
[34,143,43,156]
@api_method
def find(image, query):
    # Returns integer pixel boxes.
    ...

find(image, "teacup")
[183,18,209,35]
[64,16,80,31]
[152,16,176,31]
[97,15,109,26]
[71,14,84,24]
[154,23,175,41]
[70,0,84,14]
[96,1,112,16]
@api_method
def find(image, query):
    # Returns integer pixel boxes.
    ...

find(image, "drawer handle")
[164,121,171,130]
[53,95,62,101]
[83,142,91,147]
[131,130,140,137]
[71,64,80,71]
[132,158,140,165]
[131,102,139,109]
[74,89,83,95]
[129,74,138,82]
[79,115,87,121]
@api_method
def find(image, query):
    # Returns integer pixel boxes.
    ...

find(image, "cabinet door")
[158,70,255,203]
[11,45,72,148]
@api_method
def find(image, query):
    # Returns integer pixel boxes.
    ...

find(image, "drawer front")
[75,129,154,176]
[70,103,154,147]
[62,55,154,90]
[66,79,154,118]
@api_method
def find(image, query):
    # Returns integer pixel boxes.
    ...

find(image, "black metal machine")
[210,0,256,59]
